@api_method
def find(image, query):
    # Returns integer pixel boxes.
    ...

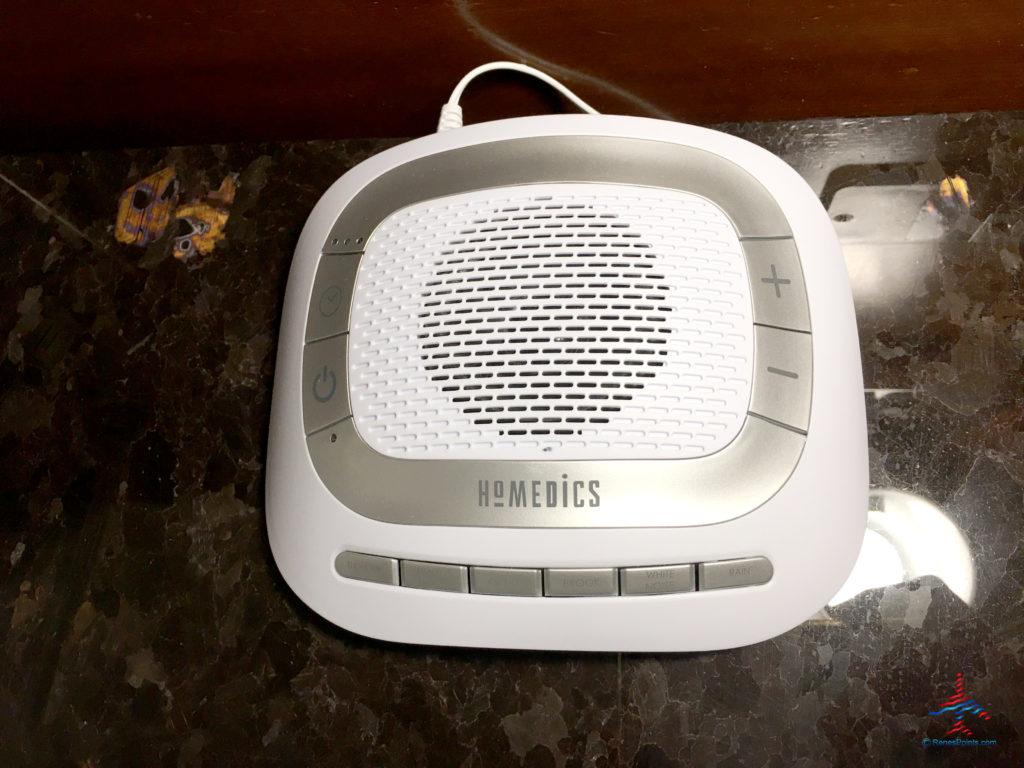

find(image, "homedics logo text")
[477,475,601,509]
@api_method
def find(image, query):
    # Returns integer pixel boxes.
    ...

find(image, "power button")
[312,366,336,402]
[302,334,351,433]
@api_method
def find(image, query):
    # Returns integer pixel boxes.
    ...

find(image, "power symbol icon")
[312,366,337,403]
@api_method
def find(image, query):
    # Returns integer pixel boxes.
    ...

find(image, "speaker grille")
[348,183,753,460]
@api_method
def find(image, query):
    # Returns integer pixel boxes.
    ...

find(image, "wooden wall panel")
[1,1,1022,150]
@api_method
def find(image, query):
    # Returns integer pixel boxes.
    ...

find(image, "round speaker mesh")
[347,183,753,460]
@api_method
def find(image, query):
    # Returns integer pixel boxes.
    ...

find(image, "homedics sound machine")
[266,64,867,651]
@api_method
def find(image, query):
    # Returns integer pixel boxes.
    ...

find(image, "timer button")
[306,253,360,342]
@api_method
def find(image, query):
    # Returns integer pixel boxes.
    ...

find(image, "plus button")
[761,264,791,298]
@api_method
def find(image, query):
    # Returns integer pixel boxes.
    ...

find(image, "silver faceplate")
[302,135,812,527]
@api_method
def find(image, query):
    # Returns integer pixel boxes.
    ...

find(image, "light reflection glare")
[829,488,975,606]
[829,183,949,318]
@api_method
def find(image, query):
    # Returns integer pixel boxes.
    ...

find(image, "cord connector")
[437,102,464,132]
[437,61,600,132]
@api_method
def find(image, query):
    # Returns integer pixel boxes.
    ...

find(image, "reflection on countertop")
[1,114,1022,766]
[832,487,975,610]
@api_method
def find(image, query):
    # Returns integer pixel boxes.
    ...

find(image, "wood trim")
[2,1,1022,150]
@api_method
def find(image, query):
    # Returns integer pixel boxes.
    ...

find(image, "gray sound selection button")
[306,253,360,342]
[334,551,399,585]
[470,566,543,597]
[544,568,619,597]
[302,334,351,434]
[698,557,774,590]
[742,238,810,332]
[750,325,812,432]
[401,560,469,593]
[621,564,695,595]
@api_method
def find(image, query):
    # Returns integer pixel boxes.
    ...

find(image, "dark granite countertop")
[1,114,1022,767]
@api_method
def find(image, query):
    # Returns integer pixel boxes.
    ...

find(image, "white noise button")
[621,564,695,595]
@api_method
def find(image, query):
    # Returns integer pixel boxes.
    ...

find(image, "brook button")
[544,568,618,596]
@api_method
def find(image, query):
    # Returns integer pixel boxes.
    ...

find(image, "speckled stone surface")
[1,114,1022,767]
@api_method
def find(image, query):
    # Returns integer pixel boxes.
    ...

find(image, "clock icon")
[318,284,343,317]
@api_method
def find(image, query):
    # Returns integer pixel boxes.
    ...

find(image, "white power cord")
[438,61,601,132]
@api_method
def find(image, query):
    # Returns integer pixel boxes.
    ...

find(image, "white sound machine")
[267,98,867,651]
